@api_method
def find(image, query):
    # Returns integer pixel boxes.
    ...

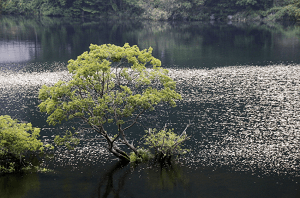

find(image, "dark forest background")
[0,0,299,21]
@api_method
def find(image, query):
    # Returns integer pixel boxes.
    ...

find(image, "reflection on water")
[0,70,70,88]
[2,16,300,68]
[169,65,300,176]
[0,41,40,63]
[0,173,40,198]
[145,162,189,190]
[0,66,70,125]
[97,161,130,197]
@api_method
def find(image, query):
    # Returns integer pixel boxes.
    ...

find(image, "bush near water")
[0,115,52,173]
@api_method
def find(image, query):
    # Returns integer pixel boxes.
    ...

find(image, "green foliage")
[1,0,42,15]
[172,0,207,20]
[1,0,18,14]
[54,130,80,150]
[129,127,190,163]
[129,148,153,163]
[204,0,273,19]
[39,43,181,161]
[281,0,300,20]
[0,0,2,14]
[263,0,300,21]
[0,115,51,173]
[235,0,272,8]
[39,2,64,16]
[146,162,188,189]
[124,0,206,20]
[1,0,299,21]
[143,128,189,162]
[0,115,45,156]
[0,0,205,20]
[131,0,181,20]
[0,162,16,173]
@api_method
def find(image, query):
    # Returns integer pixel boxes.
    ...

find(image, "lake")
[1,15,300,197]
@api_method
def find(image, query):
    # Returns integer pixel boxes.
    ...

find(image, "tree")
[0,115,50,173]
[266,0,300,21]
[38,43,182,162]
[283,0,300,20]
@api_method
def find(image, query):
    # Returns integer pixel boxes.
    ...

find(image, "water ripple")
[169,65,300,176]
[0,71,71,89]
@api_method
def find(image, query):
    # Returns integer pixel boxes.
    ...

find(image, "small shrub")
[130,148,153,163]
[143,128,189,162]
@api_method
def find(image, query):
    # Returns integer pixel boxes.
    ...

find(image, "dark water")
[1,16,300,197]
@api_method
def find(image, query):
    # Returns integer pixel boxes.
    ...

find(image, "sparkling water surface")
[1,63,300,179]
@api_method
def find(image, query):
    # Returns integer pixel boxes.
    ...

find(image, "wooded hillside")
[0,0,299,21]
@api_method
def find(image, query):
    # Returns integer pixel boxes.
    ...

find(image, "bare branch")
[123,109,145,131]
[179,120,192,139]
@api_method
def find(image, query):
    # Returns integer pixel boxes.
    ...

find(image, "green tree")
[265,0,300,20]
[39,43,181,162]
[283,0,300,20]
[0,115,50,173]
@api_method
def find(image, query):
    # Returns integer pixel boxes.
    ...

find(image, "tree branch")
[123,108,145,132]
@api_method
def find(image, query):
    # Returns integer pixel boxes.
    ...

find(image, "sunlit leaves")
[144,128,189,161]
[54,130,79,150]
[39,43,180,128]
[0,115,50,172]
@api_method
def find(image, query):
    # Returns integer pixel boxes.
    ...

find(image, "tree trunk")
[103,133,130,162]
[118,127,138,155]
[110,146,130,162]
